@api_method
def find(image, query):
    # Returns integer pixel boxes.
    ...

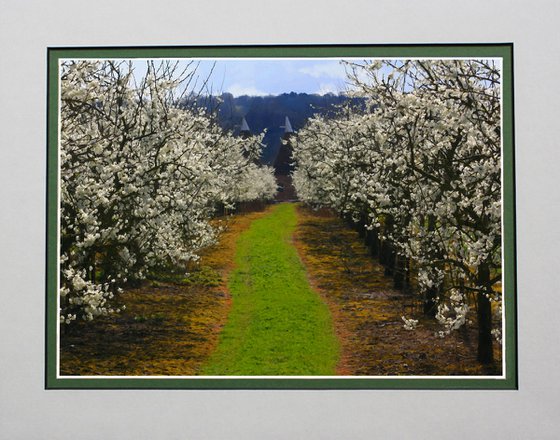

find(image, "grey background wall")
[1,1,559,438]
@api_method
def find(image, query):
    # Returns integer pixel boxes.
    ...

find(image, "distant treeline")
[182,92,365,164]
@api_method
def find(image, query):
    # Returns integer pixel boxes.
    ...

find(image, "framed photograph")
[46,44,516,389]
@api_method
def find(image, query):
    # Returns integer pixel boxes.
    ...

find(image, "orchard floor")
[60,202,502,376]
[59,209,270,376]
[294,205,502,376]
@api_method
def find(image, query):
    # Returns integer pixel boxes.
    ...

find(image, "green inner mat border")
[46,43,517,390]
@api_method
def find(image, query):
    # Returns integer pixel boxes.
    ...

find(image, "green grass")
[202,203,339,375]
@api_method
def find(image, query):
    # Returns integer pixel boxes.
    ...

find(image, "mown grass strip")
[202,203,339,375]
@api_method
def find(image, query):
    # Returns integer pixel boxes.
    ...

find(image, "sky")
[131,58,362,96]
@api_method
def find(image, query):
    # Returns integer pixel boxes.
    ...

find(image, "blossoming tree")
[59,60,276,325]
[293,59,502,364]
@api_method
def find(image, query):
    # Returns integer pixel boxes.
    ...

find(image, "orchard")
[59,60,276,325]
[58,58,505,375]
[293,59,502,364]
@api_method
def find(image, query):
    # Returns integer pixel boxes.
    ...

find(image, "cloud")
[316,83,340,95]
[226,83,269,97]
[299,63,347,79]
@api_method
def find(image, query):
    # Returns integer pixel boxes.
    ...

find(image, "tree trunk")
[357,223,366,238]
[357,212,367,238]
[394,254,406,290]
[367,226,380,259]
[379,238,387,265]
[383,242,395,277]
[424,214,440,316]
[364,228,372,246]
[477,263,494,364]
[380,215,395,275]
[423,285,438,317]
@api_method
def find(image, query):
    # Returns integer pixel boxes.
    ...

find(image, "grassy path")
[202,203,339,375]
[59,210,268,376]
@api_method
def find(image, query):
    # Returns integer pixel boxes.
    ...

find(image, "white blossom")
[293,59,502,339]
[59,60,276,323]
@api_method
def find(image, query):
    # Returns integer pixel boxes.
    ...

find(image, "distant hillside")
[183,92,365,164]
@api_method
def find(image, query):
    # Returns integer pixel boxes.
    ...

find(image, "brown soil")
[293,205,502,376]
[60,202,502,377]
[59,208,271,376]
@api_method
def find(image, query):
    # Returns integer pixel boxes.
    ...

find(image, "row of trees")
[59,60,276,325]
[292,59,502,363]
